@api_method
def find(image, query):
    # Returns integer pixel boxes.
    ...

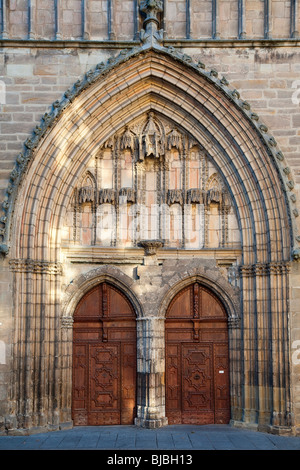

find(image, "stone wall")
[1,0,299,40]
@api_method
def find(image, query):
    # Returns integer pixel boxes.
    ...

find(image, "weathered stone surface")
[0,1,299,436]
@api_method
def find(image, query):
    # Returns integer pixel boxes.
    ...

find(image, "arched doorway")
[72,282,137,426]
[2,44,295,433]
[165,282,230,425]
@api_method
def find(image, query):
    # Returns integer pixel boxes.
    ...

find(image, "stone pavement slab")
[0,424,300,452]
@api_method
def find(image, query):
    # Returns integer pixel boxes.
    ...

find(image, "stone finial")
[140,0,164,46]
[140,0,163,19]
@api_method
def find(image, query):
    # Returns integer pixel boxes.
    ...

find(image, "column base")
[135,417,168,429]
[230,420,295,436]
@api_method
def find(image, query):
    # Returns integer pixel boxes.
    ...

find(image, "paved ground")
[0,424,300,452]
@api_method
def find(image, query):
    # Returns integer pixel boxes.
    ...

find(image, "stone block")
[6,64,33,78]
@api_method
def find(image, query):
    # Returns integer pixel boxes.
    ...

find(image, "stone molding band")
[239,262,291,277]
[9,259,63,275]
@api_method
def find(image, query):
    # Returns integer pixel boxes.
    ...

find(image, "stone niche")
[62,112,241,251]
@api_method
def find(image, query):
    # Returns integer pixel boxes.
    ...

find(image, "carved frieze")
[187,189,206,204]
[119,187,136,203]
[78,186,95,204]
[99,189,116,204]
[167,189,184,205]
[9,259,63,275]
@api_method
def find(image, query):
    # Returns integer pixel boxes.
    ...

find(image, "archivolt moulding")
[0,41,298,258]
[61,265,144,324]
[157,267,240,326]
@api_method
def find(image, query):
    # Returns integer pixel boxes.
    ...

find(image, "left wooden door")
[72,283,137,425]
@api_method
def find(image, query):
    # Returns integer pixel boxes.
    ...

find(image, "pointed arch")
[0,44,296,264]
[2,45,296,433]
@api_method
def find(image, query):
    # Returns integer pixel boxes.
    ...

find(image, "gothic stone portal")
[166,283,230,425]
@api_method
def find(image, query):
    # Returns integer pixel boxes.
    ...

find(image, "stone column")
[291,0,299,38]
[212,0,220,39]
[238,0,246,38]
[268,262,292,432]
[7,259,64,434]
[135,239,168,428]
[0,0,8,39]
[135,317,168,428]
[236,262,292,433]
[60,315,74,428]
[228,316,242,423]
[239,264,257,425]
[28,0,36,40]
[55,0,63,40]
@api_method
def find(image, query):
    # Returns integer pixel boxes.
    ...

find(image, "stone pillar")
[135,317,168,428]
[7,259,64,434]
[60,315,74,428]
[28,0,36,40]
[135,239,168,428]
[228,316,242,423]
[268,262,292,432]
[0,0,8,39]
[54,0,63,40]
[235,262,292,433]
[239,264,257,425]
[238,0,246,38]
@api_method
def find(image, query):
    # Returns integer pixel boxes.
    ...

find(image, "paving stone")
[2,425,300,450]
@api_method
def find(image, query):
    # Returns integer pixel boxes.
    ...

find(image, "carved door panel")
[89,343,120,425]
[166,283,230,425]
[72,283,136,426]
[181,343,214,424]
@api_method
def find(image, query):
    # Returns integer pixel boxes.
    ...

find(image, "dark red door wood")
[72,283,136,425]
[165,283,230,425]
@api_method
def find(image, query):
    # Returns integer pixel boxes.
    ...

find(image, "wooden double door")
[72,281,230,426]
[165,283,230,425]
[72,282,137,426]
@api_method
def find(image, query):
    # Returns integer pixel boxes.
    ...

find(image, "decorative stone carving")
[187,188,206,204]
[167,189,184,205]
[140,0,164,46]
[64,112,241,249]
[0,40,297,256]
[139,112,164,160]
[120,126,134,150]
[138,239,164,255]
[78,186,95,204]
[167,128,182,150]
[207,187,222,204]
[293,248,300,260]
[9,259,63,275]
[99,188,116,204]
[119,187,136,203]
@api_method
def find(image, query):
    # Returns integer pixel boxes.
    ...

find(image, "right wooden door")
[165,283,230,425]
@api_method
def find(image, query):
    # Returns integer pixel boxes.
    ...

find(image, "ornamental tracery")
[62,112,240,250]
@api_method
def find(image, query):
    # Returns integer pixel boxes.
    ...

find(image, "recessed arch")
[61,266,144,322]
[157,272,240,326]
[0,45,296,265]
